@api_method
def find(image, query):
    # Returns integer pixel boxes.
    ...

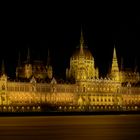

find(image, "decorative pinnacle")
[113,45,117,59]
[80,26,84,54]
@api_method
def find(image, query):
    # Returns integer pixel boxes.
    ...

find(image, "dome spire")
[80,26,84,55]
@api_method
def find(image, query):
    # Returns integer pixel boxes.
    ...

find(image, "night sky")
[1,4,140,79]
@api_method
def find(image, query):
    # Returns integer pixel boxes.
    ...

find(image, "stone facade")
[0,29,140,112]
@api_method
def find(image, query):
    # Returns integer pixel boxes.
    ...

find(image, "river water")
[0,115,140,140]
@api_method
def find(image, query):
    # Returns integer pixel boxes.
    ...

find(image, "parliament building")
[0,29,140,112]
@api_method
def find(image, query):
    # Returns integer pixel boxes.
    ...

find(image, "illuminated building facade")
[16,48,53,80]
[66,30,99,81]
[0,29,140,112]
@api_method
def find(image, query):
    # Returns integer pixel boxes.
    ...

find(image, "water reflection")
[0,115,140,140]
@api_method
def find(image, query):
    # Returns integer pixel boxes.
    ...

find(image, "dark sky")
[0,4,140,78]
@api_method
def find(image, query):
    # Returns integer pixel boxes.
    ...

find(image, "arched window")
[83,86,86,92]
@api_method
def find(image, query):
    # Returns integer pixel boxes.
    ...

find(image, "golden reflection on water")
[0,115,140,140]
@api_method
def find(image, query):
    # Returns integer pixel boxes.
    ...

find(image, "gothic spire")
[111,45,119,72]
[113,46,117,59]
[80,26,84,55]
[110,45,120,81]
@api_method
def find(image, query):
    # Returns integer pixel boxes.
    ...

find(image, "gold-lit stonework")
[0,29,140,112]
[16,48,53,80]
[66,29,99,81]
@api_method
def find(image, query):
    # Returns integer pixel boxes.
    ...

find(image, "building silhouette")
[0,29,140,112]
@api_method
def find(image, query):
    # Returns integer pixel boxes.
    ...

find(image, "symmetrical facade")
[66,30,99,81]
[0,29,140,112]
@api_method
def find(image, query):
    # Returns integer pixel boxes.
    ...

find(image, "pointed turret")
[111,46,120,81]
[111,46,119,72]
[79,26,84,55]
[113,46,117,59]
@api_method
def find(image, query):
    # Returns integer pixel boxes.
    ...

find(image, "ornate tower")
[76,28,87,80]
[110,46,120,81]
[0,60,8,105]
[66,26,98,82]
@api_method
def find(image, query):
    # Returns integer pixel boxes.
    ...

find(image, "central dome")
[71,28,93,60]
[66,28,99,81]
[71,47,93,60]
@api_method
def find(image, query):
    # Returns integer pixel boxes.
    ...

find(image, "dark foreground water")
[0,115,140,140]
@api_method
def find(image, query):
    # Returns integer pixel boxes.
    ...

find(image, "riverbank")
[1,111,140,116]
